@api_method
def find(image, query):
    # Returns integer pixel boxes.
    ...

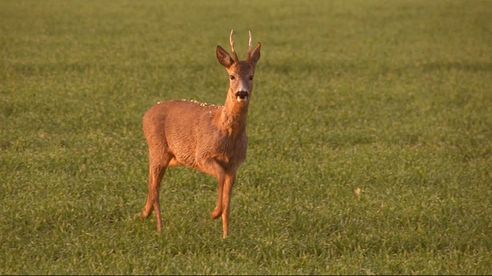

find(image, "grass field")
[1,0,491,274]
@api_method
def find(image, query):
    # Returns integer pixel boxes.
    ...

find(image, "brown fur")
[141,31,261,239]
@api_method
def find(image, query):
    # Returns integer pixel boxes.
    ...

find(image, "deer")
[140,30,261,239]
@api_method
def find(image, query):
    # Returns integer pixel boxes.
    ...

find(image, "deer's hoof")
[135,212,145,222]
[212,208,222,220]
[140,211,150,221]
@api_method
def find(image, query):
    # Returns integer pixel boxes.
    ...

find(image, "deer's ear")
[248,42,261,66]
[216,45,234,68]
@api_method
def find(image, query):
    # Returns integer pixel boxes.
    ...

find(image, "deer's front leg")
[212,177,225,220]
[222,173,236,239]
[198,160,226,220]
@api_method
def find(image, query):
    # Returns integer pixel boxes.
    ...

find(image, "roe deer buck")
[141,30,261,239]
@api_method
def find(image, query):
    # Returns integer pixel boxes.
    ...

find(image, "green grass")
[1,0,491,274]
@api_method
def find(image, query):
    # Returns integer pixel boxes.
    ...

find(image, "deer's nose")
[235,90,249,102]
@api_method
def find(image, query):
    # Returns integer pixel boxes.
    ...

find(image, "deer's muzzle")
[235,91,249,102]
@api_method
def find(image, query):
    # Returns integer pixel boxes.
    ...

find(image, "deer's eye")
[249,75,254,80]
[229,75,235,80]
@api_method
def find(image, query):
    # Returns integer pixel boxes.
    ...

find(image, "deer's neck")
[219,89,249,136]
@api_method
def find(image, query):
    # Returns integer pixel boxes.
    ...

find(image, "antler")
[248,30,252,51]
[229,29,239,62]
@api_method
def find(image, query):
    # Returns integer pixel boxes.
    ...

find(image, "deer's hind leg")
[141,144,171,233]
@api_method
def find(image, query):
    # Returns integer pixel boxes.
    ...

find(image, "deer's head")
[216,30,261,104]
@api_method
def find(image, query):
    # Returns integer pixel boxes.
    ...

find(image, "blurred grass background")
[1,0,491,274]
